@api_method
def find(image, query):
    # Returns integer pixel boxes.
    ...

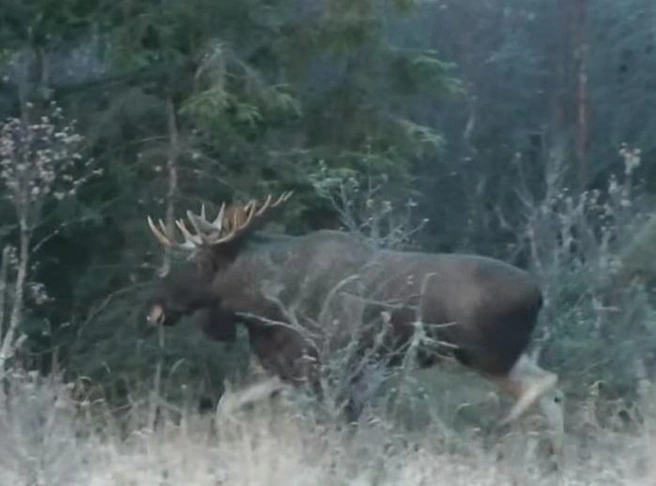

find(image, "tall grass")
[0,367,654,485]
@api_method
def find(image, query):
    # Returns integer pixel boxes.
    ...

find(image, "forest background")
[1,0,656,434]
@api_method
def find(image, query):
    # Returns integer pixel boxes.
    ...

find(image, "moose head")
[144,191,294,339]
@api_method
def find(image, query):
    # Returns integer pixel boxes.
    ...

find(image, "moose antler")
[147,215,200,249]
[147,191,293,250]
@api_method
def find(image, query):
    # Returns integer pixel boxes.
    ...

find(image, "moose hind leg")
[492,355,564,437]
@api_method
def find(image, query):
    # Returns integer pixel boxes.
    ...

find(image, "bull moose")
[145,192,564,445]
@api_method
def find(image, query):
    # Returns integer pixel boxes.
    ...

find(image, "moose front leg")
[216,375,289,416]
[193,303,238,342]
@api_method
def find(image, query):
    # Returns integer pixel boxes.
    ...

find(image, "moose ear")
[193,304,237,342]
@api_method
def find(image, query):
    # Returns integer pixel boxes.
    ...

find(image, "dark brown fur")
[147,229,547,420]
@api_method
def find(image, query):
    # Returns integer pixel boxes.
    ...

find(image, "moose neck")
[211,233,300,318]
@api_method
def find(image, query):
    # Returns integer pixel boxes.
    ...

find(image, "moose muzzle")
[147,303,166,326]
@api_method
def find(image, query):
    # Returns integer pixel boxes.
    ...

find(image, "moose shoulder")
[144,192,564,448]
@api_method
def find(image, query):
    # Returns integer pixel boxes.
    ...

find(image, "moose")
[144,192,564,446]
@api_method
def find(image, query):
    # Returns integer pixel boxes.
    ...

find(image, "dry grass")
[0,369,654,486]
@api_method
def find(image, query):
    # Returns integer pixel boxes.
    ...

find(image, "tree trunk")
[0,247,11,350]
[0,222,29,374]
[573,0,589,189]
[149,94,180,431]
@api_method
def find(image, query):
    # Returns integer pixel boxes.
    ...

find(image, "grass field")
[0,368,653,486]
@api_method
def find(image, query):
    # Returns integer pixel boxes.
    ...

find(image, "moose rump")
[359,250,545,375]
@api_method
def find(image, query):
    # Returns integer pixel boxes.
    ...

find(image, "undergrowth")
[0,367,654,485]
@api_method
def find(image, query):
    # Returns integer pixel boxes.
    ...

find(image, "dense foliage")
[0,0,654,412]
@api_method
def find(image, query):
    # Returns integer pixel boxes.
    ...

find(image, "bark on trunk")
[573,0,589,188]
[149,94,180,431]
[0,222,29,374]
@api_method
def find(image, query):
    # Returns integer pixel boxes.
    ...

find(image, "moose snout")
[147,303,166,326]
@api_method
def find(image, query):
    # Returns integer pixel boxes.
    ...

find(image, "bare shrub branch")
[512,144,655,388]
[309,161,428,250]
[0,102,98,375]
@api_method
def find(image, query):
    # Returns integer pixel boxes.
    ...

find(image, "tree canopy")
[1,0,655,409]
